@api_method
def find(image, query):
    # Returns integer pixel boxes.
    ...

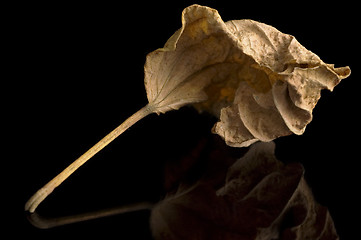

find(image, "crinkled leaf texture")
[150,142,339,240]
[144,4,350,147]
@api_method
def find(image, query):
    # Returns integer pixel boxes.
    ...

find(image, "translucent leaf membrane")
[144,4,350,146]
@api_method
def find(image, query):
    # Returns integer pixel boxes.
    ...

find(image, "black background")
[7,0,359,239]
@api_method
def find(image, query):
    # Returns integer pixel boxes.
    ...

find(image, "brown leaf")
[144,4,350,146]
[150,142,339,240]
[25,4,351,214]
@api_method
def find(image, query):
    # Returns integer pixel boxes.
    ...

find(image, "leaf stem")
[25,104,155,213]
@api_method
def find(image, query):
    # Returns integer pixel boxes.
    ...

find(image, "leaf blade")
[144,4,350,145]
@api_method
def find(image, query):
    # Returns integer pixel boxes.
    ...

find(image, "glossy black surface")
[10,1,358,239]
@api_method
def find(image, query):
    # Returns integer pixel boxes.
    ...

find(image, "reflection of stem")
[27,202,154,229]
[25,104,155,213]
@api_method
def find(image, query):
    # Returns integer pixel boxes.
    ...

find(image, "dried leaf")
[150,142,339,240]
[25,4,350,213]
[144,4,350,146]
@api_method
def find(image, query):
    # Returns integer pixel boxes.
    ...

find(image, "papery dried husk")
[25,4,350,215]
[144,4,350,147]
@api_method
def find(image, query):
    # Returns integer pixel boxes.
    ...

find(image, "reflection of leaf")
[25,4,350,213]
[150,142,339,240]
